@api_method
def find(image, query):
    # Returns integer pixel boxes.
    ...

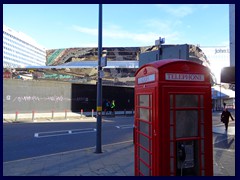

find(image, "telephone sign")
[165,73,205,81]
[138,74,155,84]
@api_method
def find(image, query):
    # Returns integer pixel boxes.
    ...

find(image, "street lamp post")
[155,37,165,60]
[96,4,103,153]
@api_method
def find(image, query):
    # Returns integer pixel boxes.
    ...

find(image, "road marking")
[115,124,133,129]
[34,128,96,138]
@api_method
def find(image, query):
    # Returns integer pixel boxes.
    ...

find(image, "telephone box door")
[161,86,212,176]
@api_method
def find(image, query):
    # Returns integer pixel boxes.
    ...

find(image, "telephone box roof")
[136,59,209,75]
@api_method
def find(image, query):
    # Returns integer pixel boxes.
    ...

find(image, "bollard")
[51,110,54,120]
[132,109,134,115]
[32,110,35,121]
[92,109,94,117]
[81,109,83,118]
[15,111,18,122]
[65,109,68,119]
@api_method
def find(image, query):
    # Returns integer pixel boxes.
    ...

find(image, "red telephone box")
[134,59,213,176]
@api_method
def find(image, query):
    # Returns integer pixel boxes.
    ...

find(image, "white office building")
[200,46,230,84]
[3,25,46,68]
[229,4,235,67]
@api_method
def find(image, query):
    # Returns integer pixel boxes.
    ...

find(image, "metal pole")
[96,4,102,153]
[220,83,222,110]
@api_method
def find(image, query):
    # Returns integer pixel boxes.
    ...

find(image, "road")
[3,116,134,162]
[3,113,235,163]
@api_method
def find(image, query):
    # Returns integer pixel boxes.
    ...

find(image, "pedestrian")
[221,108,234,131]
[223,102,226,109]
[110,100,116,116]
[106,100,110,114]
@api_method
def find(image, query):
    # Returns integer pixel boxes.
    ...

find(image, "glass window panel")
[140,134,150,150]
[170,110,173,124]
[139,147,150,165]
[139,95,149,107]
[140,121,149,135]
[176,95,198,107]
[170,126,174,140]
[149,109,152,121]
[149,95,152,107]
[170,95,173,108]
[201,124,204,137]
[170,158,174,173]
[201,140,204,153]
[139,108,149,121]
[176,110,198,138]
[201,154,205,169]
[200,95,204,107]
[139,160,150,176]
[170,141,174,156]
[201,110,204,123]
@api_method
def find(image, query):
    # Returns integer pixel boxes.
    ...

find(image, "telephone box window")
[176,110,198,138]
[200,95,204,107]
[170,126,174,140]
[170,95,173,107]
[201,125,204,137]
[140,161,150,176]
[201,110,204,123]
[201,140,205,153]
[176,95,198,107]
[170,158,174,173]
[140,121,150,135]
[139,133,150,150]
[170,141,174,156]
[139,147,150,164]
[201,155,205,169]
[170,110,173,124]
[139,95,150,107]
[139,108,150,121]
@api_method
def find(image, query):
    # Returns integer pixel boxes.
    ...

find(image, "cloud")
[72,23,182,46]
[155,4,194,18]
[219,40,230,46]
[72,25,98,36]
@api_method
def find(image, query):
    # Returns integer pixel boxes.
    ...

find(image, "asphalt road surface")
[3,116,134,162]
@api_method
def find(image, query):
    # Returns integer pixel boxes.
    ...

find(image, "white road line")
[34,128,96,138]
[115,124,133,129]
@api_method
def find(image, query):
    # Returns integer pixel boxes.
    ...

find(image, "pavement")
[3,110,235,176]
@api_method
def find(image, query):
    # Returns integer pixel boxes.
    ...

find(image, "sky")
[3,4,230,50]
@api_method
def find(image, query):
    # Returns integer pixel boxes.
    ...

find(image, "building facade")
[200,46,230,84]
[229,4,235,67]
[218,4,235,84]
[3,25,46,68]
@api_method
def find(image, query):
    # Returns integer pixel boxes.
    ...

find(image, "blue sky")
[3,4,229,49]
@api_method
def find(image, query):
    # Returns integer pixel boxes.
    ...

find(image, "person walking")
[110,100,116,116]
[221,108,234,131]
[104,99,110,115]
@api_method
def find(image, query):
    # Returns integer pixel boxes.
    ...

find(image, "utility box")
[134,59,213,176]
